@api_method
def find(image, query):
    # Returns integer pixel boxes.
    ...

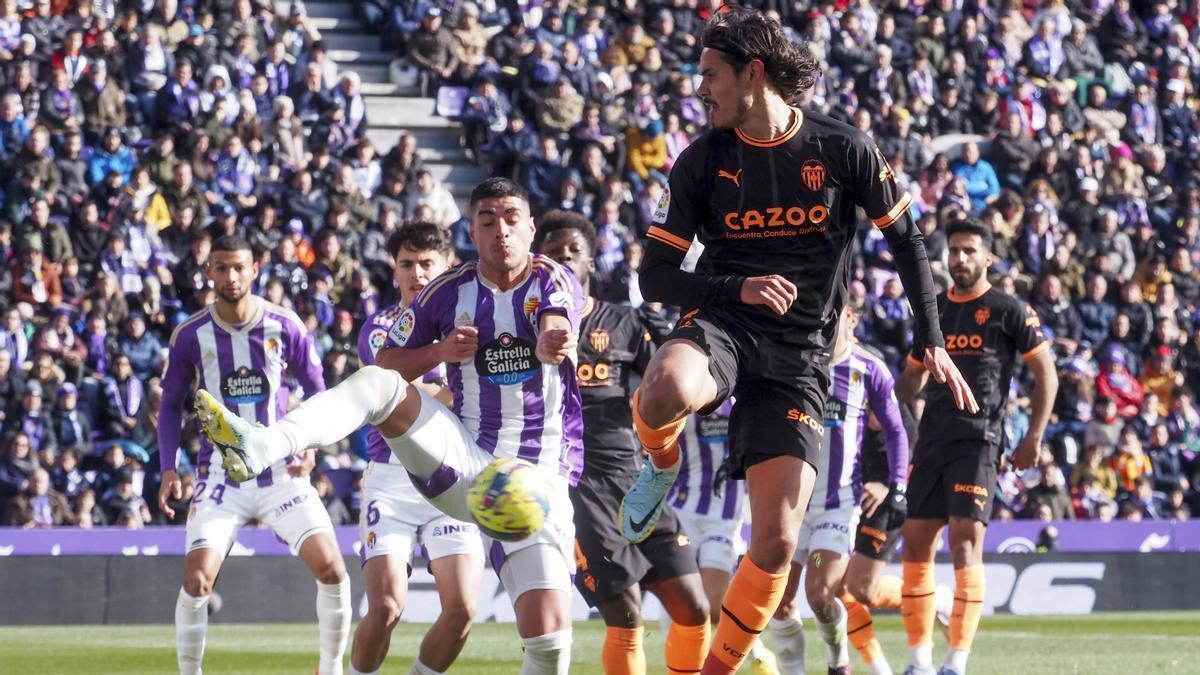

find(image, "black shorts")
[907,437,999,524]
[669,309,828,479]
[854,508,902,561]
[571,469,698,607]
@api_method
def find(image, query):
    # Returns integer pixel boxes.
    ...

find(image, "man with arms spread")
[619,8,976,674]
[158,235,350,675]
[895,217,1058,675]
[769,303,926,675]
[194,178,585,674]
[349,222,484,675]
[536,210,712,675]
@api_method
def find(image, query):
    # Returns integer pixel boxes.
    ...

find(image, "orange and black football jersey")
[645,107,913,351]
[908,285,1049,445]
[576,298,659,477]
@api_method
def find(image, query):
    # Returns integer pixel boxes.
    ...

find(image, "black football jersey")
[909,285,1049,445]
[646,108,914,351]
[576,298,660,476]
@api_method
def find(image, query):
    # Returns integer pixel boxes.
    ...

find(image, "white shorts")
[185,474,334,557]
[792,505,860,564]
[360,461,484,565]
[385,389,575,601]
[675,509,746,573]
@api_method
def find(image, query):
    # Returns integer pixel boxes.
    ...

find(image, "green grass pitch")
[3,612,1197,673]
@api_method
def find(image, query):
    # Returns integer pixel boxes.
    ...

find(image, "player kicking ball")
[158,235,350,675]
[895,218,1058,675]
[536,211,713,675]
[349,223,484,675]
[618,7,976,674]
[769,304,946,675]
[195,178,584,674]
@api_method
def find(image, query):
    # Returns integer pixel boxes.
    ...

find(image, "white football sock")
[817,598,850,667]
[769,615,805,673]
[748,637,769,660]
[944,647,969,674]
[317,578,352,675]
[409,658,444,675]
[909,643,934,669]
[175,588,210,675]
[520,628,572,675]
[349,666,379,675]
[261,366,406,463]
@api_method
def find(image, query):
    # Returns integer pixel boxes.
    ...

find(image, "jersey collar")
[580,296,596,318]
[735,106,803,148]
[947,282,992,303]
[209,296,264,334]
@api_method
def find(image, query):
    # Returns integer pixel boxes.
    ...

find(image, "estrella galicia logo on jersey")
[368,328,388,356]
[588,328,610,353]
[652,187,670,224]
[388,308,416,347]
[801,159,826,191]
[975,307,991,326]
[477,332,538,385]
[824,398,847,427]
[220,367,269,405]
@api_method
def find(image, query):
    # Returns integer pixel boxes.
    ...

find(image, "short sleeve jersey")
[575,297,656,478]
[909,285,1049,445]
[387,256,588,484]
[646,108,914,351]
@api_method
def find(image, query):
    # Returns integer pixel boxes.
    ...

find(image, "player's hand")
[861,481,889,518]
[536,328,577,365]
[1012,436,1041,470]
[438,326,479,363]
[924,346,979,414]
[739,275,798,316]
[158,470,182,519]
[288,450,316,478]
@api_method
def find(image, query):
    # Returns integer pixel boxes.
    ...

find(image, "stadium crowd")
[0,0,1198,530]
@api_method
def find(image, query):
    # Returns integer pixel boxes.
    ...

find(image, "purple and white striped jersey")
[816,343,908,510]
[358,302,446,464]
[670,400,746,521]
[159,297,325,486]
[387,256,587,484]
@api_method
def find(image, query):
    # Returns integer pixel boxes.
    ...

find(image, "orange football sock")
[949,564,985,652]
[843,592,884,664]
[602,625,646,675]
[665,621,709,674]
[871,575,903,610]
[901,561,936,648]
[631,389,686,469]
[702,557,787,674]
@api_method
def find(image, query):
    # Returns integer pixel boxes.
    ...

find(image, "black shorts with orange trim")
[667,308,828,478]
[571,468,697,607]
[853,509,903,561]
[907,437,999,524]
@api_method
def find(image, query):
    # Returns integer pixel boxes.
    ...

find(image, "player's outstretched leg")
[195,366,408,481]
[620,390,687,542]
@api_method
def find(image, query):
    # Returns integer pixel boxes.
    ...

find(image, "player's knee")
[371,593,405,628]
[845,576,875,606]
[600,590,642,629]
[314,559,348,586]
[438,598,477,638]
[183,569,214,598]
[750,528,798,572]
[639,368,698,426]
[805,584,838,615]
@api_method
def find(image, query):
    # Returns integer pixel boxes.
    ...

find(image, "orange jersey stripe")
[1022,341,1051,362]
[872,193,913,229]
[647,226,691,252]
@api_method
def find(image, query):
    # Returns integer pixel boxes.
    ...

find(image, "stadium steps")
[295,3,486,202]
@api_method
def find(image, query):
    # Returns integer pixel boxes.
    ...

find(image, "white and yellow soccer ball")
[467,457,551,542]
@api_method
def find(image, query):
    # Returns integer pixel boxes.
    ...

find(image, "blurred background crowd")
[0,0,1198,530]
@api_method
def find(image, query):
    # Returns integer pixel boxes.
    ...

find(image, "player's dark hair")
[210,234,252,254]
[533,210,597,256]
[469,176,529,207]
[700,5,819,100]
[386,221,452,258]
[943,217,994,250]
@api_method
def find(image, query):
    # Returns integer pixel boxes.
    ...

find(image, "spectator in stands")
[1025,462,1075,520]
[407,7,456,97]
[12,240,63,318]
[0,431,35,500]
[2,466,72,526]
[952,141,999,212]
[313,471,352,525]
[1148,422,1191,495]
[1097,346,1146,419]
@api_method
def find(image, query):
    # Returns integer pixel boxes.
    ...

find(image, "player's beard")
[951,264,985,291]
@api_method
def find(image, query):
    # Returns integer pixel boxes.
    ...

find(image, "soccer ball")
[467,457,551,542]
